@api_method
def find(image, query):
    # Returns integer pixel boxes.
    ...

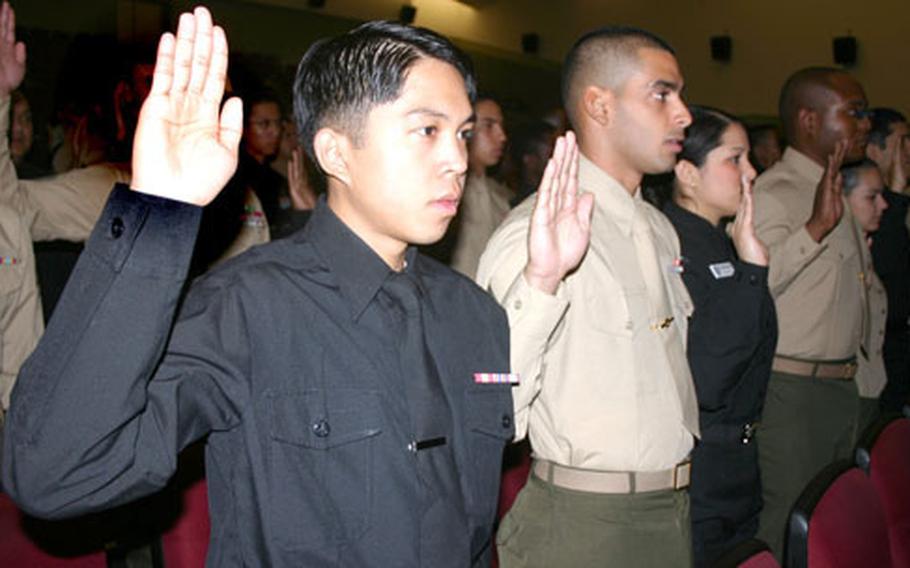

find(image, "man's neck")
[790,143,826,168]
[326,187,408,272]
[580,148,642,195]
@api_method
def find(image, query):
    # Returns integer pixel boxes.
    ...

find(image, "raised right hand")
[805,140,847,243]
[130,7,242,206]
[0,1,26,98]
[886,133,908,193]
[523,131,594,295]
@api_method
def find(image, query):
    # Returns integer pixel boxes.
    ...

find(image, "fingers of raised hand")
[1,2,11,45]
[202,26,229,103]
[218,96,243,153]
[149,32,176,97]
[187,7,214,94]
[171,12,196,94]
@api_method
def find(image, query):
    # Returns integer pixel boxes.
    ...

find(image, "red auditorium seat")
[0,492,107,567]
[159,477,210,568]
[712,539,781,568]
[786,460,892,568]
[856,415,910,567]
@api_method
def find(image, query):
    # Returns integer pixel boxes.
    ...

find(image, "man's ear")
[674,159,700,193]
[313,127,352,187]
[581,85,613,127]
[798,107,819,140]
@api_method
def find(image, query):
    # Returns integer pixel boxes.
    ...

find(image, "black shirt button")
[501,414,512,429]
[110,217,125,239]
[312,419,331,438]
[748,274,758,285]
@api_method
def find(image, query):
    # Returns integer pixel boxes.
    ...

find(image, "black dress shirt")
[871,190,910,411]
[3,186,514,567]
[663,202,778,563]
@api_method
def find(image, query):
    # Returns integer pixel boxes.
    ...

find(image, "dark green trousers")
[756,371,859,560]
[497,472,692,567]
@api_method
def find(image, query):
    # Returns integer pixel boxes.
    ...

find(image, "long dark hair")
[643,105,741,209]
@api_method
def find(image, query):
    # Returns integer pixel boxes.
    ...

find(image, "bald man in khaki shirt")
[478,28,698,567]
[752,67,871,559]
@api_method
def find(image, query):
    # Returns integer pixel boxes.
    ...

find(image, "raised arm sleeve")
[0,94,126,244]
[476,216,568,441]
[2,185,246,519]
[753,188,825,296]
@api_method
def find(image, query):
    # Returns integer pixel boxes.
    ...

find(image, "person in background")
[747,124,782,175]
[752,67,872,558]
[508,120,556,207]
[865,108,910,412]
[657,106,776,567]
[451,94,511,278]
[840,159,890,430]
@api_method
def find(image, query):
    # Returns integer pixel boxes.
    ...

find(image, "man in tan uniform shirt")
[752,67,872,559]
[451,95,511,278]
[477,27,699,567]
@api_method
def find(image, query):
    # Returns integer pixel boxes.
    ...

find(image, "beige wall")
[249,0,910,116]
[13,0,910,116]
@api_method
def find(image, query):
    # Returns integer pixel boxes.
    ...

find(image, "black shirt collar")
[305,197,421,321]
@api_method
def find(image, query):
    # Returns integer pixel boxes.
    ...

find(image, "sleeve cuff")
[502,272,570,343]
[85,183,202,277]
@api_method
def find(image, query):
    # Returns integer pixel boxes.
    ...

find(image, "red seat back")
[863,417,910,567]
[159,477,210,568]
[788,461,892,568]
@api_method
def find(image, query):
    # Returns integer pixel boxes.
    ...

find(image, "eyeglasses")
[845,108,873,120]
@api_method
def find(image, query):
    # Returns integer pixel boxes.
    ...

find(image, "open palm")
[524,132,594,294]
[131,7,242,206]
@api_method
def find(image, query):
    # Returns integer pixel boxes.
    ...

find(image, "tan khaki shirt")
[451,174,512,278]
[0,96,130,409]
[476,155,698,472]
[856,269,887,398]
[753,147,866,360]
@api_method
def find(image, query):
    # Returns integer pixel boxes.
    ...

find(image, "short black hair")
[841,158,881,196]
[293,20,476,171]
[561,26,674,129]
[678,106,741,168]
[868,107,907,149]
[778,67,846,143]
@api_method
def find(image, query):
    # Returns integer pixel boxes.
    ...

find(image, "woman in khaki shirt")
[841,159,889,432]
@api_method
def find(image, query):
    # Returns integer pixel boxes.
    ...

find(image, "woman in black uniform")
[653,106,778,567]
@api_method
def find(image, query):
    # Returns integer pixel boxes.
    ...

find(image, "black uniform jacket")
[871,190,910,411]
[2,186,514,567]
[664,202,778,434]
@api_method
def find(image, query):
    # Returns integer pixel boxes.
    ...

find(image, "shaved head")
[561,27,674,129]
[779,67,852,142]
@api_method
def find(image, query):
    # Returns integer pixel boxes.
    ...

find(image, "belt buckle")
[843,361,857,379]
[672,461,691,490]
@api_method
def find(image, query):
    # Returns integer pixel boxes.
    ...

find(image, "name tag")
[474,372,519,384]
[708,262,735,280]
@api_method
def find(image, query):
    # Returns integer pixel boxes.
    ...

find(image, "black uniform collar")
[663,200,728,235]
[305,197,422,321]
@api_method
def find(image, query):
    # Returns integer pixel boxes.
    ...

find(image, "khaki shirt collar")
[782,146,825,186]
[578,153,639,237]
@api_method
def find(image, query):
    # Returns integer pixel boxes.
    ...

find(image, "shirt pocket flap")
[466,386,514,440]
[269,389,383,450]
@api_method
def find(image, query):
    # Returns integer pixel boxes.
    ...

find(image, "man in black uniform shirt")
[866,107,910,412]
[1,7,522,566]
